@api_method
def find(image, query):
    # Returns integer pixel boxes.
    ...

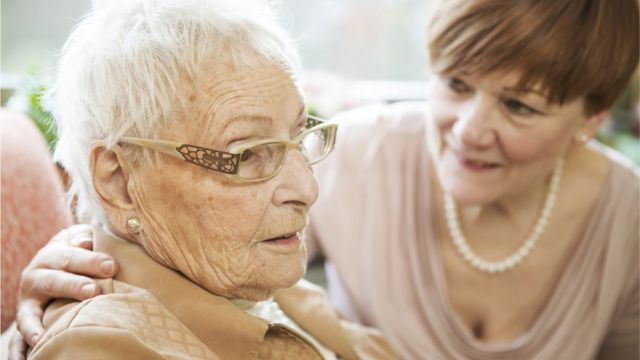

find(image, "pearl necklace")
[444,158,564,274]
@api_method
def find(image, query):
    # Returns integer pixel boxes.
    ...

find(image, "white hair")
[46,0,302,223]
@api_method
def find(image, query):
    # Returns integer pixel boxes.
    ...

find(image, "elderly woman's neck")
[140,239,283,302]
[100,219,294,303]
[224,288,278,302]
[98,224,282,304]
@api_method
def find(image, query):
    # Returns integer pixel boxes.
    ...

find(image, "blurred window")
[2,0,428,81]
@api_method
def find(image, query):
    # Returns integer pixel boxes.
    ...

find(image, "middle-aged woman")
[9,0,640,359]
[11,0,397,359]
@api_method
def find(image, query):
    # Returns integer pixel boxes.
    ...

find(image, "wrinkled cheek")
[210,190,269,241]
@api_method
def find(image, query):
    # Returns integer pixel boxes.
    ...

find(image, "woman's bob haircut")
[426,0,639,115]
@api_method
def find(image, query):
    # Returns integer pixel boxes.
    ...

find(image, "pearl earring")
[576,132,589,143]
[127,217,142,233]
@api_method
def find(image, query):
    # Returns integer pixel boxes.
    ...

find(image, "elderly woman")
[10,0,640,359]
[15,0,396,359]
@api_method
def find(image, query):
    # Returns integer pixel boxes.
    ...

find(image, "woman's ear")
[574,110,609,143]
[90,143,135,211]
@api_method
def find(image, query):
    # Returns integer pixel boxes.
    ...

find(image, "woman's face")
[129,57,318,301]
[426,71,593,205]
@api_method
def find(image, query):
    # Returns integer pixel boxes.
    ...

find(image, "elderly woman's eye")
[240,149,255,162]
[504,98,539,116]
[447,77,471,94]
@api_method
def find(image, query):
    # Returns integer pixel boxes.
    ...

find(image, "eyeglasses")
[120,115,337,182]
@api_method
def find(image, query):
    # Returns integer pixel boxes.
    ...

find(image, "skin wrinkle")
[114,55,315,301]
[143,190,240,294]
[132,144,273,298]
[197,67,292,148]
[126,170,182,270]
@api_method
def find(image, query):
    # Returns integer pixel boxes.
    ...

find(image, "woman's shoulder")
[322,102,430,171]
[29,281,215,359]
[577,142,640,231]
[330,101,429,143]
[589,141,640,194]
[582,142,639,258]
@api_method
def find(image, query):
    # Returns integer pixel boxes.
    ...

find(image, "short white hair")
[46,0,301,223]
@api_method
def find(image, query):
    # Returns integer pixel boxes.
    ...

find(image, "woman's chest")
[439,154,610,342]
[443,254,567,342]
[440,198,601,342]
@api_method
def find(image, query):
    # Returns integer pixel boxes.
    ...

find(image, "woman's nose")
[272,149,319,209]
[452,97,496,148]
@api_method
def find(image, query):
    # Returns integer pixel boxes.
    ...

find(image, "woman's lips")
[460,159,499,172]
[260,233,300,246]
[449,150,502,173]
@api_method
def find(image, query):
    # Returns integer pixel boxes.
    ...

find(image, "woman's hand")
[9,224,119,358]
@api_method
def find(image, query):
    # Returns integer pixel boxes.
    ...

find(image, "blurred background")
[2,0,430,79]
[1,0,638,158]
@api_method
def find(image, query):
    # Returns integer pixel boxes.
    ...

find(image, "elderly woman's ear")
[90,144,137,235]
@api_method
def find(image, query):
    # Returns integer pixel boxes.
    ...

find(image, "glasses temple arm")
[120,137,185,160]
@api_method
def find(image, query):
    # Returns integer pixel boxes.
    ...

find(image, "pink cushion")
[1,109,72,331]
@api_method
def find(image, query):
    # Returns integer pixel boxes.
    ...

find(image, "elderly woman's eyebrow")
[296,106,305,119]
[222,107,306,131]
[221,114,273,132]
[294,106,306,126]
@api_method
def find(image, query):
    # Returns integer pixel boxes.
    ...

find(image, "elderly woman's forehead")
[170,63,301,129]
[188,57,298,98]
[204,52,293,79]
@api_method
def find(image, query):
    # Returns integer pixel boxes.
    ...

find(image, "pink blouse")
[307,102,639,359]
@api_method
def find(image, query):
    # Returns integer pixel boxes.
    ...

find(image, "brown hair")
[426,0,639,114]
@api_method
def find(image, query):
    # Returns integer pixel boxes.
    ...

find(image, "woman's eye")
[504,98,539,116]
[240,149,254,162]
[292,126,305,139]
[446,77,471,94]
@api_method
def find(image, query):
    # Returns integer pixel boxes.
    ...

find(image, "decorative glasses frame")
[120,115,337,182]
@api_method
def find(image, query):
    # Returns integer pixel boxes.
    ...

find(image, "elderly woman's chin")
[247,242,308,299]
[188,239,309,302]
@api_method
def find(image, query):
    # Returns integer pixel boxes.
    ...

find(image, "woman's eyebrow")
[221,114,273,132]
[297,106,305,119]
[502,86,547,98]
[295,106,306,125]
[219,107,306,135]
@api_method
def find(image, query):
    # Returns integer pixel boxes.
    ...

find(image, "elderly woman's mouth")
[259,233,301,246]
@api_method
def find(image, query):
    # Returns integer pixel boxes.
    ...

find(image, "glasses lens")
[237,142,287,179]
[301,126,332,163]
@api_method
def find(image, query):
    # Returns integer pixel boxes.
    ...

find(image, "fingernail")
[73,237,92,246]
[81,284,96,298]
[78,238,93,248]
[100,260,114,274]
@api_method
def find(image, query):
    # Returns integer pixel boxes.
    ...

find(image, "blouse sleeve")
[28,327,178,360]
[596,223,639,360]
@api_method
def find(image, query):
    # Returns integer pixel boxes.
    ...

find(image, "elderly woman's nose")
[452,97,496,148]
[272,150,319,208]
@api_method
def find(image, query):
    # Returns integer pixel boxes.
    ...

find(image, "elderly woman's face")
[129,57,318,301]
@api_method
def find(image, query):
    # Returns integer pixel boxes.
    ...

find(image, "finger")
[67,225,94,249]
[15,300,45,348]
[32,244,117,277]
[21,269,103,301]
[49,224,93,246]
[8,331,28,360]
[74,237,94,251]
